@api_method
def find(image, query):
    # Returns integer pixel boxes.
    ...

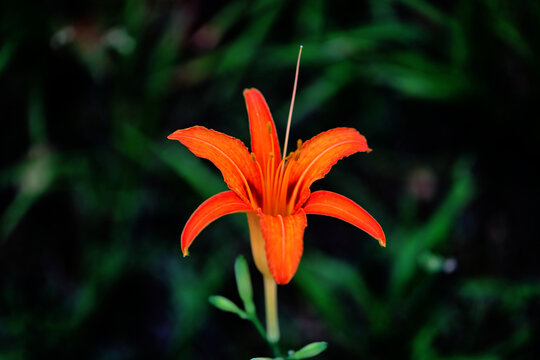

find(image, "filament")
[282,45,303,159]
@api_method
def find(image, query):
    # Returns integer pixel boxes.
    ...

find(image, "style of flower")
[168,88,385,285]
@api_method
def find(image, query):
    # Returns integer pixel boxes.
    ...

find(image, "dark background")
[1,0,540,359]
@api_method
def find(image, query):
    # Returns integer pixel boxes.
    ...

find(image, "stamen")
[282,45,303,159]
[297,139,303,150]
[277,158,295,215]
[287,140,354,212]
[267,152,275,213]
[268,121,276,175]
[251,152,257,161]
[252,154,266,209]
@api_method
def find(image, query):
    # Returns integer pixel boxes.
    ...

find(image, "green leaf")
[290,342,328,359]
[0,41,15,74]
[119,124,225,198]
[208,296,247,319]
[235,255,255,315]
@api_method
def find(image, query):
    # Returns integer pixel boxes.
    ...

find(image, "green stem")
[247,301,280,357]
[264,275,280,342]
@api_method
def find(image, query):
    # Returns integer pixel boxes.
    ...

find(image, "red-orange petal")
[243,89,281,170]
[168,126,261,205]
[289,128,371,210]
[303,190,385,246]
[181,191,252,256]
[258,209,307,284]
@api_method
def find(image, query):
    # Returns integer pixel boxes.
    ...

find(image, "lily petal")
[181,191,252,256]
[289,128,371,210]
[258,209,307,284]
[303,190,385,246]
[244,88,281,169]
[168,126,260,205]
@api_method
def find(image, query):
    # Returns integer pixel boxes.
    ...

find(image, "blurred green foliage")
[1,0,540,359]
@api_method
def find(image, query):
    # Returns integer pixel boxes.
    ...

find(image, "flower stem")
[247,307,281,357]
[264,275,280,343]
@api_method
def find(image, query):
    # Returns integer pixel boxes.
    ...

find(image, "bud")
[208,296,247,319]
[290,341,328,359]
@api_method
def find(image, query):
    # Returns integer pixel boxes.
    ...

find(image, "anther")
[297,139,303,150]
[251,152,257,162]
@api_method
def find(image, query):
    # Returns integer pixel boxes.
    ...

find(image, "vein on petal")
[179,134,258,207]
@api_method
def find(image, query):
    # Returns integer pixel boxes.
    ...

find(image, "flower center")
[251,134,302,216]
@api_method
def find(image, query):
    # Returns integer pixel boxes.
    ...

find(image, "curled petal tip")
[375,230,386,247]
[378,231,386,247]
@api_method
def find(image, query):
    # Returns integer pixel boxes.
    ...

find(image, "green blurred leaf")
[297,0,324,38]
[28,85,47,145]
[460,278,540,311]
[119,123,225,197]
[398,0,450,25]
[216,0,282,76]
[123,0,145,35]
[413,307,502,360]
[147,20,183,100]
[0,41,15,74]
[1,85,54,238]
[390,159,474,296]
[370,0,396,21]
[294,260,349,333]
[484,0,532,58]
[284,62,354,123]
[366,53,472,99]
[265,23,425,68]
[168,256,229,354]
[1,146,56,238]
[299,253,385,333]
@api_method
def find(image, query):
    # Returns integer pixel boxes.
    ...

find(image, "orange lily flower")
[168,89,385,284]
